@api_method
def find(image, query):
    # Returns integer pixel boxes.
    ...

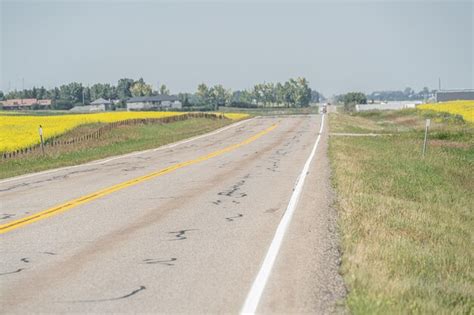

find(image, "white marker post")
[39,125,45,155]
[422,119,430,157]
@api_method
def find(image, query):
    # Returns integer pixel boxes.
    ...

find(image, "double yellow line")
[0,124,278,234]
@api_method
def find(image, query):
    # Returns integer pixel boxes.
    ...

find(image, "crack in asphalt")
[0,168,99,193]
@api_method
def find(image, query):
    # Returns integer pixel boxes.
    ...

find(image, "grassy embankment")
[329,109,473,313]
[0,117,232,179]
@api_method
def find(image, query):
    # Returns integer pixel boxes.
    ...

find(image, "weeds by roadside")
[329,110,473,313]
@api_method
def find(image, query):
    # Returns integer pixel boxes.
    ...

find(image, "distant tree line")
[367,87,433,102]
[0,77,320,110]
[0,78,171,110]
[174,77,319,110]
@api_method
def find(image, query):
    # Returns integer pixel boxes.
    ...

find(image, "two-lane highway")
[0,115,345,314]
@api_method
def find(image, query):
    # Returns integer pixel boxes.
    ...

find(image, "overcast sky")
[1,0,472,96]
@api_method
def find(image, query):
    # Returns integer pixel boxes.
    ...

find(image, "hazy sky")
[1,0,472,95]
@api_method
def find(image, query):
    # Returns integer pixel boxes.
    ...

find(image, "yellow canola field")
[0,111,249,153]
[418,100,474,123]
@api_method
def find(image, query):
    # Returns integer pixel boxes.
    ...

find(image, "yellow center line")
[0,124,278,234]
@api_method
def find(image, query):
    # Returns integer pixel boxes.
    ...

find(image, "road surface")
[0,115,345,314]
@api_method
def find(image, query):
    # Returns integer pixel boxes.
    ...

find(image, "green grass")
[329,110,474,314]
[0,118,232,179]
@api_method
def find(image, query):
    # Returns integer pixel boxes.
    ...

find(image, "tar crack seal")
[142,258,177,266]
[168,229,197,241]
[225,214,243,222]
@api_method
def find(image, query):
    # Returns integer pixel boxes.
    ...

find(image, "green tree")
[196,83,210,106]
[342,92,367,111]
[262,82,276,106]
[31,87,38,99]
[240,90,254,104]
[252,83,265,106]
[284,80,296,107]
[37,86,47,99]
[294,77,311,107]
[90,83,115,100]
[159,84,170,95]
[178,93,192,106]
[130,78,152,97]
[59,82,83,104]
[117,78,134,100]
[209,85,231,110]
[275,83,286,106]
[83,87,91,104]
[48,87,60,101]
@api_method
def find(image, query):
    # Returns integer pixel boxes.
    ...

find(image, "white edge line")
[240,114,325,315]
[0,117,255,184]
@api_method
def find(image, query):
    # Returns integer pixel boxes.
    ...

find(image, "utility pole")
[21,78,25,105]
[438,77,441,91]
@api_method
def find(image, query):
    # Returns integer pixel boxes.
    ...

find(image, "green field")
[329,110,473,313]
[0,117,231,179]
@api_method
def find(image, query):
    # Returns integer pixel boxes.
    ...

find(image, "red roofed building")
[0,98,52,110]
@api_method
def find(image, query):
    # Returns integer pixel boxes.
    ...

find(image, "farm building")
[90,98,112,110]
[435,89,474,102]
[126,95,182,111]
[70,98,114,112]
[0,98,52,110]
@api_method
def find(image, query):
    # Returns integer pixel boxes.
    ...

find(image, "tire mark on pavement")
[0,268,25,276]
[1,214,15,220]
[68,286,146,303]
[142,258,177,266]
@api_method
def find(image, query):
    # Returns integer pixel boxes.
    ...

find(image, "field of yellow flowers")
[0,111,248,153]
[417,100,474,123]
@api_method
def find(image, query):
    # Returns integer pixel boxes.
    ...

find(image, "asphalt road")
[0,115,345,314]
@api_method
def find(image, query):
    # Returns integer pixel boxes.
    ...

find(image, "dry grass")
[329,111,473,314]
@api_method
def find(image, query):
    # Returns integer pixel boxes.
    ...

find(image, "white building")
[70,98,113,112]
[356,101,422,112]
[90,98,112,109]
[126,96,182,111]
